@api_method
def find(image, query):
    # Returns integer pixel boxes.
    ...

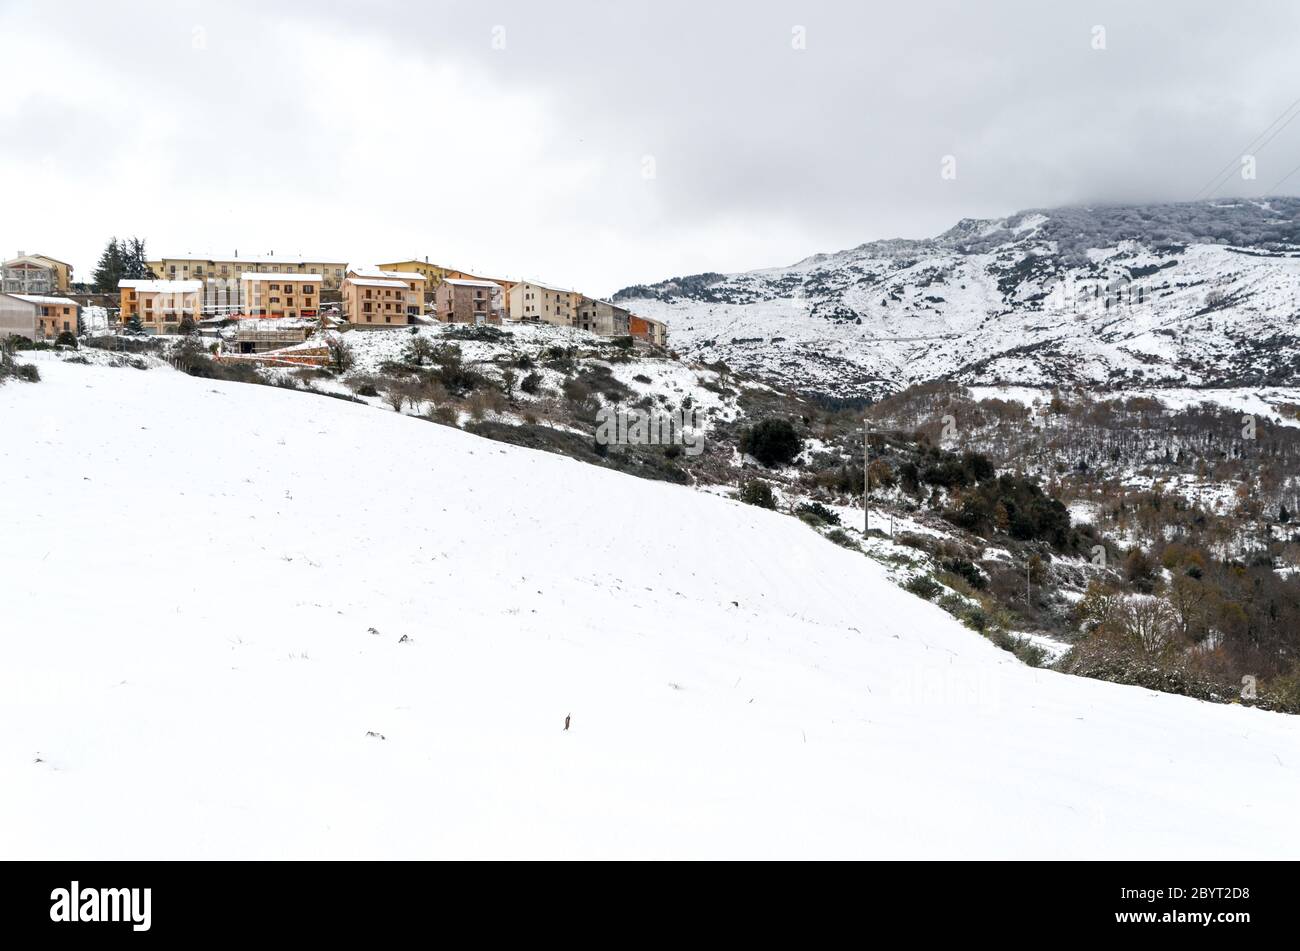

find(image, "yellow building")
[340,267,427,328]
[379,259,515,302]
[508,279,581,326]
[376,259,451,291]
[149,255,348,290]
[119,279,203,333]
[0,293,79,340]
[240,273,323,319]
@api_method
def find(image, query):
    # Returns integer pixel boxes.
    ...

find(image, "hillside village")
[0,248,668,358]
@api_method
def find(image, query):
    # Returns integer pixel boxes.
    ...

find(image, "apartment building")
[340,267,426,328]
[375,259,450,294]
[508,279,580,326]
[629,315,668,347]
[575,296,632,336]
[240,273,323,319]
[118,279,202,333]
[2,253,73,294]
[435,278,503,325]
[0,293,79,340]
[379,259,516,301]
[149,255,348,291]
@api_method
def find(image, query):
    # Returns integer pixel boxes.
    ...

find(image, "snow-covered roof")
[119,280,203,293]
[7,294,78,306]
[2,254,64,269]
[348,265,428,282]
[155,254,344,265]
[347,278,409,289]
[241,272,323,282]
[444,278,501,288]
[516,278,578,294]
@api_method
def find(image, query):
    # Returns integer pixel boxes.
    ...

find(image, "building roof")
[444,278,501,288]
[347,277,411,289]
[240,272,324,282]
[119,279,203,293]
[153,255,344,265]
[516,278,579,294]
[2,255,61,270]
[347,265,427,282]
[6,294,78,306]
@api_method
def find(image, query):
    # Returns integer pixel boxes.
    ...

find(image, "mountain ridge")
[615,198,1300,398]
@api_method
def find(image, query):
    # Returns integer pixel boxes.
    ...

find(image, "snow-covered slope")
[618,199,1300,397]
[3,356,1299,858]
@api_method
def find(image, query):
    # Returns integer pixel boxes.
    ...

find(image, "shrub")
[941,557,987,590]
[737,479,777,509]
[520,371,543,395]
[1124,548,1159,593]
[326,336,355,373]
[446,325,512,343]
[403,336,437,366]
[172,336,209,373]
[180,355,263,384]
[825,528,859,550]
[54,331,79,348]
[430,348,488,397]
[796,501,841,525]
[904,574,942,601]
[740,418,802,467]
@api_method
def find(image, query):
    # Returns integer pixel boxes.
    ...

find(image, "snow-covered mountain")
[616,199,1300,398]
[4,354,1299,858]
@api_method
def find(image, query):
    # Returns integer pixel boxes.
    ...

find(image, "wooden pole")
[864,418,870,534]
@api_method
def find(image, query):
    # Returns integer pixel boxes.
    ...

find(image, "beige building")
[2,254,73,294]
[340,267,426,328]
[119,279,202,333]
[575,296,632,337]
[149,255,348,290]
[435,278,503,325]
[240,273,322,319]
[0,293,79,340]
[508,279,581,326]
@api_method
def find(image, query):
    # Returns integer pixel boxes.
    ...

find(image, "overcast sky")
[4,0,1300,295]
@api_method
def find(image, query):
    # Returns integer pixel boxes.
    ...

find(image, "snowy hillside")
[3,355,1299,859]
[618,199,1300,398]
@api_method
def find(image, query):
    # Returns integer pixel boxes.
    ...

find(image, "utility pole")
[863,417,870,534]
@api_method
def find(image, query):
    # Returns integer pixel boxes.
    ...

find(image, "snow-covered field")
[3,357,1299,859]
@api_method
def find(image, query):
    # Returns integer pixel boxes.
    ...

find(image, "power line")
[1264,154,1300,195]
[1194,95,1300,199]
